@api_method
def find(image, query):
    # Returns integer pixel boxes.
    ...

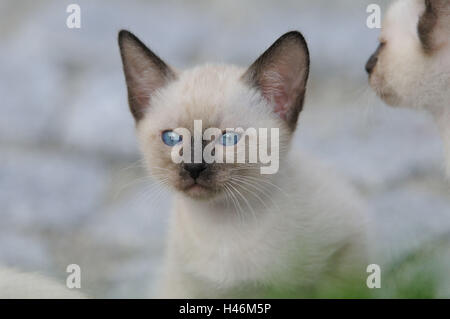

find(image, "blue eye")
[162,130,182,146]
[220,132,240,146]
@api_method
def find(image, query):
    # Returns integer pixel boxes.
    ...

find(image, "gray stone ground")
[0,0,449,297]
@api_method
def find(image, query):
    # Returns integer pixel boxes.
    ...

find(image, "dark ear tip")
[278,31,310,60]
[280,31,308,47]
[281,31,305,40]
[118,29,130,39]
[118,30,136,45]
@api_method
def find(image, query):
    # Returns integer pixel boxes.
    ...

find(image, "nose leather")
[183,163,207,179]
[365,53,378,75]
[365,43,383,75]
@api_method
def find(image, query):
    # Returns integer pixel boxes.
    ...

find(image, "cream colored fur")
[158,151,369,298]
[369,0,450,173]
[135,65,369,298]
[118,30,370,298]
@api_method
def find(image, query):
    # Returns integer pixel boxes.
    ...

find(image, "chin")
[369,77,402,107]
[184,184,213,199]
[178,181,222,200]
[378,90,402,107]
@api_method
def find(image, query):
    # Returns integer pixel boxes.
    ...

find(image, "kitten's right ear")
[118,30,176,121]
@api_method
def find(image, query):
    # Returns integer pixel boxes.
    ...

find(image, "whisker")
[114,174,168,200]
[229,177,272,210]
[227,180,257,221]
[231,175,281,211]
[239,175,289,197]
[224,182,244,222]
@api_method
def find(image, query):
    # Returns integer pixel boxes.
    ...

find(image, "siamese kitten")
[366,0,450,173]
[0,267,84,298]
[119,30,369,298]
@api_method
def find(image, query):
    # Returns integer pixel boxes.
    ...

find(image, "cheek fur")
[369,47,417,107]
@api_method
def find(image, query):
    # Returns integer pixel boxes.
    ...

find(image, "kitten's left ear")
[242,31,310,131]
[418,0,450,53]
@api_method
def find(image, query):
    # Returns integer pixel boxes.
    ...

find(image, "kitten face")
[119,31,309,200]
[366,0,450,109]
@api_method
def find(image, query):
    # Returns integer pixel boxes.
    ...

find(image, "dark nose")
[366,43,384,75]
[365,53,378,75]
[183,163,207,179]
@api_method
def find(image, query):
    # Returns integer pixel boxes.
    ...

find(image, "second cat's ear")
[118,30,176,121]
[242,31,310,131]
[418,0,449,53]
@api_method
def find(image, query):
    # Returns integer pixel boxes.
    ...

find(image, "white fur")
[158,152,369,298]
[0,267,85,298]
[369,0,450,174]
[134,65,370,298]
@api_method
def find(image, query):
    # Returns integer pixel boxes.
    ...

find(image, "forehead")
[382,0,424,40]
[147,64,261,130]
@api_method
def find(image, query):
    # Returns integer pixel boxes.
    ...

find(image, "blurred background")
[0,0,449,298]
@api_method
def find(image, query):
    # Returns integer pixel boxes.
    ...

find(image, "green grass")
[261,233,450,299]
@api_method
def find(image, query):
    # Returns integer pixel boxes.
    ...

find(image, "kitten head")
[118,31,309,201]
[366,0,450,109]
